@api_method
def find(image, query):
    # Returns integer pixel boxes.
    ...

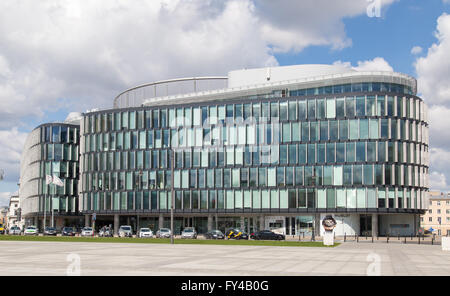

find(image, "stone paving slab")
[1,240,450,276]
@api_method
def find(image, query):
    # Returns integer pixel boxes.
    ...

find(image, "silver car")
[24,226,38,236]
[81,227,94,237]
[118,225,133,237]
[156,228,171,238]
[138,228,153,238]
[9,226,21,235]
[181,227,197,239]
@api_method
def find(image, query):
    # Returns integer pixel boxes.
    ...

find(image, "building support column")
[240,216,245,231]
[259,216,265,231]
[159,214,164,230]
[207,215,213,232]
[84,214,90,227]
[114,214,119,236]
[372,214,378,237]
[314,214,321,237]
[137,215,140,232]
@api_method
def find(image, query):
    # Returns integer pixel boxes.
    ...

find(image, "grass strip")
[0,235,339,247]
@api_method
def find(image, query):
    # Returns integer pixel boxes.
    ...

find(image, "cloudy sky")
[1,0,450,206]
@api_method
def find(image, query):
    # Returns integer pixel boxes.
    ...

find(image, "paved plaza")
[0,240,449,276]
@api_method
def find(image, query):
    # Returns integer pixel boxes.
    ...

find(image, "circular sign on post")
[322,215,337,246]
[322,215,337,231]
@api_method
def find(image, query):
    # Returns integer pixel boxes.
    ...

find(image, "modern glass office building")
[77,64,429,236]
[19,123,82,229]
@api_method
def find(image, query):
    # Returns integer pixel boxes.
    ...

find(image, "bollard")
[344,233,346,242]
[404,236,407,244]
[372,236,374,243]
[432,237,434,245]
[398,234,400,240]
[357,235,359,243]
[418,235,420,245]
[387,235,389,244]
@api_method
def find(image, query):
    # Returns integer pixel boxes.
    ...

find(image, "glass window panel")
[298,101,307,120]
[318,189,326,208]
[349,120,359,140]
[329,120,338,141]
[320,121,328,141]
[326,98,336,118]
[270,190,278,209]
[347,189,356,208]
[326,143,335,163]
[353,165,362,185]
[356,96,365,116]
[357,188,366,208]
[346,97,355,117]
[308,99,316,119]
[363,164,373,185]
[317,99,325,119]
[366,96,376,116]
[356,142,366,162]
[359,119,369,139]
[339,120,348,140]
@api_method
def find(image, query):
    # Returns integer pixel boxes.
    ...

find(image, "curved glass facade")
[19,123,80,226]
[80,89,429,217]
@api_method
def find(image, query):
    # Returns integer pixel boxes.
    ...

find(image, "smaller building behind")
[421,191,450,236]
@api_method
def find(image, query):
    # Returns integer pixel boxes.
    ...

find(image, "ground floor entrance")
[28,212,421,237]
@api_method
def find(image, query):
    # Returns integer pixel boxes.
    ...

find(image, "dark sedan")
[44,227,58,236]
[251,230,285,240]
[204,230,225,240]
[61,227,75,236]
[225,228,249,240]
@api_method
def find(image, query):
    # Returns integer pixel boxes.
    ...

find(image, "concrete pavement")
[1,240,449,276]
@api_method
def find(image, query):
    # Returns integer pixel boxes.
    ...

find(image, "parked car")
[99,226,113,237]
[252,230,285,241]
[8,226,21,235]
[181,227,197,239]
[138,228,153,238]
[61,227,75,236]
[24,226,38,236]
[44,227,58,236]
[204,230,225,240]
[118,225,133,237]
[81,227,94,237]
[156,228,171,238]
[225,228,248,240]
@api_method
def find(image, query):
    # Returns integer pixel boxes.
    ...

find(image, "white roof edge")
[114,76,228,101]
[142,71,417,107]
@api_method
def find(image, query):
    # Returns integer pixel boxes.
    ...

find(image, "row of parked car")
[6,225,286,240]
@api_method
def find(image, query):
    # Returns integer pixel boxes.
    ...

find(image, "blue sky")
[1,0,450,205]
[276,0,449,76]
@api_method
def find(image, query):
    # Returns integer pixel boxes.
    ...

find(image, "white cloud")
[257,0,397,52]
[415,13,450,107]
[0,128,28,183]
[333,57,394,72]
[0,192,13,207]
[414,13,450,192]
[0,0,399,185]
[411,46,423,55]
[429,171,450,192]
[0,0,398,127]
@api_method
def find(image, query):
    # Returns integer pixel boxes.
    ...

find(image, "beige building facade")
[421,191,450,236]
